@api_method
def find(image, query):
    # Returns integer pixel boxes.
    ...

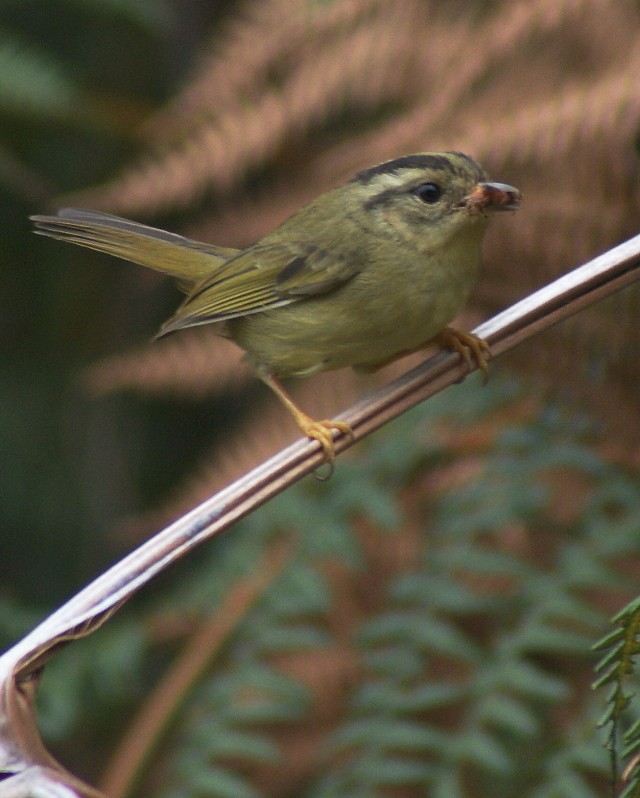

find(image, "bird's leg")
[260,372,352,467]
[431,327,491,377]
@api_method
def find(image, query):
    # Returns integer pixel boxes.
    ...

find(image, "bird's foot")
[294,414,353,480]
[432,327,491,378]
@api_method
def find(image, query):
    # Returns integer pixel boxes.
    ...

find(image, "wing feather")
[33,209,364,337]
[160,241,361,334]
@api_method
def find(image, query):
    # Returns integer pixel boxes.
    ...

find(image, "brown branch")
[1,232,640,796]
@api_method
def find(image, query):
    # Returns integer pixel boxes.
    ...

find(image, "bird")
[32,151,520,469]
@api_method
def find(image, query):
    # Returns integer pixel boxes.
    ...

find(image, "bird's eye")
[415,182,442,204]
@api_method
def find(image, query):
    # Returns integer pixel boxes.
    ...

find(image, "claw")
[295,416,353,480]
[432,327,491,378]
[297,416,352,463]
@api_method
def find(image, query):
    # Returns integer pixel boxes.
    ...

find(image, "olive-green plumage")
[32,152,520,465]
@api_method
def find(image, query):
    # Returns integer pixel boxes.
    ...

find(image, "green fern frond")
[531,705,608,798]
[307,381,618,798]
[594,598,640,795]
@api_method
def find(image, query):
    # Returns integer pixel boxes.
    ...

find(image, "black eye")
[415,182,442,204]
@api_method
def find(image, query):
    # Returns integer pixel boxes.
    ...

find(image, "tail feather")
[31,209,239,285]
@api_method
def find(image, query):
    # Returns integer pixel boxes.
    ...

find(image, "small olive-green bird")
[32,152,520,465]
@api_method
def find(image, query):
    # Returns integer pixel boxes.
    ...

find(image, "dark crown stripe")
[353,152,476,184]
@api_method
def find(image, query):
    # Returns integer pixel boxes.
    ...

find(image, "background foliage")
[1,1,640,796]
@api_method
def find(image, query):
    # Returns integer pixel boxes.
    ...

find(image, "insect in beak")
[460,181,522,213]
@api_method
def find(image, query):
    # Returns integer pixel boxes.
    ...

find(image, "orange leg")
[431,327,491,377]
[260,373,352,467]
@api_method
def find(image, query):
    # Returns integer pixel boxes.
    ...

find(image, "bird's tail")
[31,208,239,286]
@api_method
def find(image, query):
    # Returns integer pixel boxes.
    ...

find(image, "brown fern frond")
[464,59,640,171]
[57,0,426,214]
[305,0,630,172]
[142,0,393,143]
[83,327,249,398]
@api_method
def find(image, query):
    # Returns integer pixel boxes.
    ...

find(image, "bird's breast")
[229,241,482,377]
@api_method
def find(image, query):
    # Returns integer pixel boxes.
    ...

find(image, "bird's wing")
[31,209,239,285]
[159,240,362,334]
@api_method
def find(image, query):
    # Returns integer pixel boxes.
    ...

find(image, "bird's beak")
[461,181,522,212]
